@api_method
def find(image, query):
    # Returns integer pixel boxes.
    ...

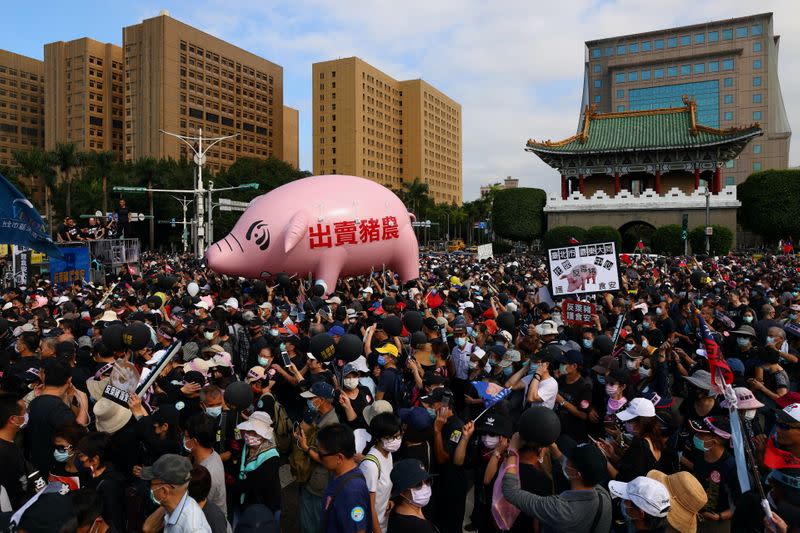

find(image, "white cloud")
[174,0,799,200]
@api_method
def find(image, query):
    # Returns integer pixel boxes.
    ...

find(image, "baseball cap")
[591,355,618,374]
[423,317,439,330]
[420,387,449,405]
[609,476,671,518]
[194,301,210,310]
[689,416,731,440]
[776,403,800,426]
[616,398,656,421]
[346,308,358,319]
[375,343,399,358]
[300,382,336,400]
[555,349,583,365]
[536,320,558,336]
[361,287,374,294]
[363,399,393,426]
[325,296,342,305]
[566,443,607,486]
[410,331,430,349]
[245,366,267,383]
[140,453,193,484]
[328,325,346,337]
[390,459,432,497]
[398,407,433,431]
[224,297,239,310]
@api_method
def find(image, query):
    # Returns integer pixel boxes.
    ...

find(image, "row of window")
[590,24,763,58]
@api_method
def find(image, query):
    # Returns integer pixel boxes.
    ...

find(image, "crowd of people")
[0,249,799,532]
[55,199,133,243]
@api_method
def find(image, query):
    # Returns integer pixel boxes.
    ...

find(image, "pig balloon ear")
[284,210,310,253]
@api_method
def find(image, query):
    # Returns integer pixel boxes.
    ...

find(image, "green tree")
[650,225,685,255]
[13,148,56,232]
[491,188,546,242]
[50,142,80,217]
[689,225,733,255]
[81,150,118,214]
[738,169,800,240]
[130,157,167,249]
[542,226,586,250]
[585,226,622,248]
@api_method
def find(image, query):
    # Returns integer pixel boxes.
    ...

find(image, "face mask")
[150,488,162,506]
[625,359,638,371]
[625,343,635,351]
[528,363,539,375]
[270,328,279,337]
[737,337,750,347]
[502,366,514,378]
[205,406,222,418]
[767,336,775,345]
[15,413,28,429]
[695,299,703,307]
[244,434,263,448]
[377,355,386,367]
[481,435,500,449]
[693,435,709,452]
[455,337,467,348]
[382,437,402,452]
[639,367,651,378]
[307,399,318,413]
[409,483,432,507]
[624,422,635,434]
[642,322,651,330]
[770,297,777,304]
[183,437,193,453]
[641,340,649,349]
[559,364,568,375]
[596,374,606,385]
[791,314,798,321]
[466,326,474,338]
[204,331,215,341]
[605,384,620,396]
[343,377,359,390]
[279,343,286,352]
[655,308,663,316]
[468,360,478,369]
[582,339,593,349]
[425,407,436,419]
[743,316,753,323]
[744,409,757,421]
[258,356,271,367]
[53,449,71,463]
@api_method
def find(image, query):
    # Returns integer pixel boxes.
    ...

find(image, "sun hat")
[93,398,132,434]
[647,470,708,533]
[720,386,764,410]
[363,400,393,426]
[236,411,274,441]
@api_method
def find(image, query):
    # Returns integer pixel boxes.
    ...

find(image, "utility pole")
[171,196,193,253]
[207,180,214,245]
[705,187,711,255]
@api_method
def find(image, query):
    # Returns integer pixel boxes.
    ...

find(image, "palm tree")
[51,142,80,217]
[13,148,55,232]
[130,157,164,249]
[82,150,117,214]
[400,177,432,215]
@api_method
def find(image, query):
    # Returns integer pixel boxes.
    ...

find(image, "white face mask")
[343,377,359,390]
[625,343,636,351]
[655,308,663,316]
[409,483,432,507]
[639,367,651,378]
[204,331,215,341]
[744,409,757,420]
[382,436,402,453]
[244,434,263,448]
[481,435,500,449]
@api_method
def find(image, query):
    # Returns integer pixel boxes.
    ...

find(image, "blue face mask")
[307,399,318,413]
[53,449,71,463]
[377,355,386,366]
[205,406,223,418]
[502,366,514,378]
[582,339,593,349]
[737,337,750,347]
[528,363,539,375]
[693,435,709,452]
[767,336,775,345]
[279,343,286,352]
[425,407,436,419]
[455,337,467,348]
[791,314,798,321]
[466,326,475,338]
[596,374,606,385]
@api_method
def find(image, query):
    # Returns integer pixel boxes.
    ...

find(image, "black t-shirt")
[509,463,554,533]
[335,386,374,430]
[26,394,76,474]
[0,438,27,508]
[556,375,593,443]
[116,206,129,227]
[388,512,437,533]
[57,223,69,241]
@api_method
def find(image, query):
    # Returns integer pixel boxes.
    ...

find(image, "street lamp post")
[159,128,238,256]
[705,186,711,255]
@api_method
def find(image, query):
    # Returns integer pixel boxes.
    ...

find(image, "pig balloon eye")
[245,220,271,251]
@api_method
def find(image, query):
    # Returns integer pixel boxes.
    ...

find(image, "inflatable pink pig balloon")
[206,175,420,292]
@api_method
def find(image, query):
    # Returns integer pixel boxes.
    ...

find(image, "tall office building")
[0,50,44,167]
[584,12,790,186]
[44,38,124,155]
[123,13,285,173]
[312,57,462,205]
[282,105,299,169]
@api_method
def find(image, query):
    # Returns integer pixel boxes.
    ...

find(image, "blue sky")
[3,0,799,200]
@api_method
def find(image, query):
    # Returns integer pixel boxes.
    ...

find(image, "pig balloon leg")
[313,252,347,297]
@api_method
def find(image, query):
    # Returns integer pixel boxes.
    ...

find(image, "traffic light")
[681,213,689,241]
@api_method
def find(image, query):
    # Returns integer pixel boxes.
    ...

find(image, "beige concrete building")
[313,57,462,205]
[0,50,44,168]
[584,12,790,186]
[123,13,284,173]
[282,105,299,168]
[44,38,124,155]
[480,176,519,197]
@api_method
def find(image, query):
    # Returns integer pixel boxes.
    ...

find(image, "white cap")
[498,330,513,344]
[325,296,342,305]
[236,411,274,441]
[259,302,273,310]
[53,296,70,306]
[361,287,374,294]
[616,397,656,421]
[609,476,671,518]
[225,297,239,310]
[350,356,370,373]
[536,320,559,336]
[194,301,210,310]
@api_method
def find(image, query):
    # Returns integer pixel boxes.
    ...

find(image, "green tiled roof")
[527,106,761,154]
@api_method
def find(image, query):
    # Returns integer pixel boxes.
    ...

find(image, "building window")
[654,68,664,79]
[591,48,601,58]
[628,71,638,82]
[616,89,625,98]
[594,95,601,103]
[722,59,734,70]
[724,94,733,104]
[654,39,664,50]
[724,111,733,121]
[753,111,762,120]
[615,73,625,83]
[736,27,747,38]
[695,33,705,44]
[753,76,762,87]
[667,37,677,48]
[753,162,762,171]
[709,61,719,72]
[594,79,602,88]
[722,29,733,40]
[725,177,735,186]
[680,65,691,76]
[641,70,651,80]
[628,80,721,127]
[753,144,762,154]
[752,24,763,36]
[617,105,625,112]
[667,66,677,77]
[724,77,733,87]
[753,93,762,103]
[629,43,638,53]
[593,64,601,73]
[605,47,614,56]
[642,41,652,51]
[694,63,705,74]
[617,45,626,55]
[725,160,735,168]
[708,31,719,42]
[753,42,762,53]
[753,59,762,69]
[679,35,690,46]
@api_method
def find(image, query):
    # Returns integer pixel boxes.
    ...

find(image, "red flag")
[426,291,444,309]
[784,239,794,255]
[636,240,645,250]
[696,311,732,394]
[569,237,580,245]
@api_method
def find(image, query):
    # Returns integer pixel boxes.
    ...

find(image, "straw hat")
[93,398,132,434]
[647,470,707,533]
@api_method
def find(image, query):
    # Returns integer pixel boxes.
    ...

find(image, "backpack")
[392,369,410,409]
[359,453,382,479]
[288,424,317,484]
[258,392,292,454]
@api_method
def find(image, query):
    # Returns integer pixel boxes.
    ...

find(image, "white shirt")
[359,446,393,533]
[521,374,558,409]
[200,451,227,517]
[164,491,212,533]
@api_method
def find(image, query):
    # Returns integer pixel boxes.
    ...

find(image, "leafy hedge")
[650,225,685,255]
[585,226,622,248]
[689,225,733,255]
[542,226,586,250]
[738,169,800,239]
[491,188,547,242]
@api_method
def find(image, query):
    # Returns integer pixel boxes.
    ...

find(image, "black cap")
[410,331,430,349]
[423,317,439,330]
[390,459,431,497]
[477,412,513,438]
[151,404,180,427]
[555,349,583,365]
[16,492,76,531]
[567,444,608,486]
[420,387,449,404]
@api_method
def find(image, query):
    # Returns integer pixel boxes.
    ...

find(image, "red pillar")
[614,172,621,195]
[561,174,567,200]
[655,170,662,195]
[713,166,721,193]
[694,168,700,190]
[578,174,585,195]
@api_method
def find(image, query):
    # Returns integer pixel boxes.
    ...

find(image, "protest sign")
[547,241,620,297]
[561,300,596,326]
